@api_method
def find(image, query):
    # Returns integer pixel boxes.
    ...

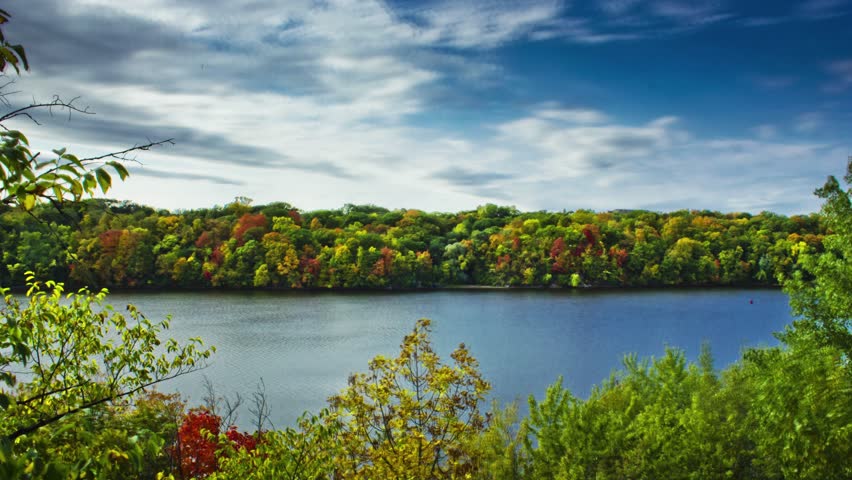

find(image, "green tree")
[1,276,212,443]
[736,335,852,479]
[783,159,852,358]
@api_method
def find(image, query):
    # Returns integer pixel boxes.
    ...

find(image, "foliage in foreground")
[0,276,213,444]
[327,318,490,479]
[783,160,852,359]
[0,391,184,479]
[523,340,851,480]
[0,277,213,478]
[194,324,852,480]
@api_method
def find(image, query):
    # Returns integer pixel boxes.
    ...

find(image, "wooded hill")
[0,199,824,289]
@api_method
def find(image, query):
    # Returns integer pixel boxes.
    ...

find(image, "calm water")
[103,289,792,429]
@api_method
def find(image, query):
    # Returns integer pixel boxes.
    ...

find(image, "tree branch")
[0,96,93,125]
[78,138,175,164]
[5,366,205,442]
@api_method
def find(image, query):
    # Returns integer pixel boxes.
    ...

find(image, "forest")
[0,198,825,291]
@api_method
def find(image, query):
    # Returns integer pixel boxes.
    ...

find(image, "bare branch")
[0,97,93,125]
[201,375,243,429]
[0,78,19,108]
[249,378,273,433]
[78,138,175,164]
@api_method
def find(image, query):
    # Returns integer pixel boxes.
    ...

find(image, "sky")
[4,0,851,214]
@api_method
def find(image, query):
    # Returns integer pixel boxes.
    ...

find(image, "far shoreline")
[4,283,784,295]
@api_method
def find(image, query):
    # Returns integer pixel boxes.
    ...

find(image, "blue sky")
[5,0,851,214]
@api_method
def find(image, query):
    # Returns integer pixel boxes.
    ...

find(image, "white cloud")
[794,112,823,133]
[406,0,563,49]
[752,124,778,139]
[14,71,837,215]
[652,1,724,21]
[749,74,798,89]
[536,107,609,124]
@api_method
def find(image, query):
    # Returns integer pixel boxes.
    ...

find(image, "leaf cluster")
[0,273,214,444]
[0,9,27,74]
[0,130,129,211]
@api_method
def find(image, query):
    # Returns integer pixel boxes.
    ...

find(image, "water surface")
[103,289,792,429]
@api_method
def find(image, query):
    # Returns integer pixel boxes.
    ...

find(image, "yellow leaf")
[22,194,35,211]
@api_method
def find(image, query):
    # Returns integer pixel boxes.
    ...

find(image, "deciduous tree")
[328,318,490,479]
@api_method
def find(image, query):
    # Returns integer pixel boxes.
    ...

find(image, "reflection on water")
[103,289,792,429]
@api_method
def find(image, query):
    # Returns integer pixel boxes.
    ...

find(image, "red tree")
[176,410,220,478]
[176,409,258,478]
[233,213,268,245]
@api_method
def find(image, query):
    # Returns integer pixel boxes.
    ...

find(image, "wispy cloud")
[752,124,778,140]
[432,167,514,187]
[129,167,245,186]
[527,17,643,44]
[535,106,609,124]
[413,107,836,213]
[794,112,823,133]
[823,59,852,92]
[651,1,729,23]
[739,0,852,26]
[598,0,643,16]
[796,0,852,20]
[401,0,563,49]
[749,74,798,89]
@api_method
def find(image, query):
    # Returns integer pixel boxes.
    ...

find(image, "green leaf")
[108,161,130,181]
[65,153,84,169]
[10,44,27,71]
[95,168,112,193]
[83,173,96,193]
[21,167,36,182]
[70,179,83,197]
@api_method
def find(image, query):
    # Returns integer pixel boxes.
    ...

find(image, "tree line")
[0,198,825,290]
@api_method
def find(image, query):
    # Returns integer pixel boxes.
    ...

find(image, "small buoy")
[749,299,754,304]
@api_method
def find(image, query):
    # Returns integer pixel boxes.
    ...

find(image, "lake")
[103,288,793,429]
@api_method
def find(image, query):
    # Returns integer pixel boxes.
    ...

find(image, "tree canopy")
[0,199,825,290]
[783,159,852,358]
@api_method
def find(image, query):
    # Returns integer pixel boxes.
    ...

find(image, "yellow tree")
[329,319,490,479]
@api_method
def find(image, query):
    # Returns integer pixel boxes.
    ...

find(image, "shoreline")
[3,283,784,295]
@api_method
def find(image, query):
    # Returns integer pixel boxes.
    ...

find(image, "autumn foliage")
[328,319,490,479]
[2,199,826,290]
[176,409,258,478]
[233,213,268,245]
